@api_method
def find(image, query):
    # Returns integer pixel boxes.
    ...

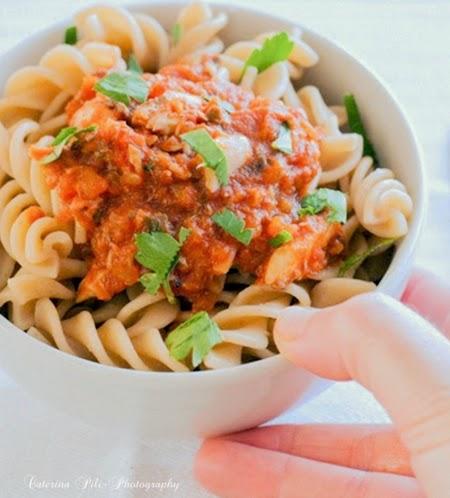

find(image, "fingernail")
[274,306,316,343]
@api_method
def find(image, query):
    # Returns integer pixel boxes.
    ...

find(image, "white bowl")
[0,1,425,438]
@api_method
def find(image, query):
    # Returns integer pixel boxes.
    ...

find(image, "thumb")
[274,293,450,498]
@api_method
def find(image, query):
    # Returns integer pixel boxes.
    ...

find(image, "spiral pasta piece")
[0,177,83,278]
[29,297,188,372]
[75,5,170,71]
[168,2,227,64]
[204,283,310,369]
[0,270,75,329]
[0,42,125,128]
[350,157,413,238]
[0,132,16,290]
[116,291,178,329]
[0,120,84,277]
[298,86,363,184]
[1,120,55,213]
[311,278,376,308]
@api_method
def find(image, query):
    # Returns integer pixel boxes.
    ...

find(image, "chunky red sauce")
[32,58,343,310]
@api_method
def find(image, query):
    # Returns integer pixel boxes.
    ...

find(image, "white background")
[0,1,449,496]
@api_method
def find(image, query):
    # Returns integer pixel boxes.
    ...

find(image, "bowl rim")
[0,0,426,382]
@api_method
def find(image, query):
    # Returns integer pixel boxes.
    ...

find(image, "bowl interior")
[0,1,425,379]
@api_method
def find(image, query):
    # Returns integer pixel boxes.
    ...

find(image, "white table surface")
[0,1,449,497]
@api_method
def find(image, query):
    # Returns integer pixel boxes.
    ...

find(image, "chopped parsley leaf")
[338,237,395,277]
[242,32,294,77]
[344,93,378,162]
[212,209,253,245]
[269,230,293,248]
[64,26,78,45]
[94,71,148,105]
[42,125,97,164]
[298,188,347,224]
[165,311,222,368]
[127,53,143,74]
[181,129,228,186]
[135,228,191,302]
[171,23,182,45]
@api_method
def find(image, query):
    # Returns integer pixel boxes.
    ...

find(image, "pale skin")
[195,269,450,498]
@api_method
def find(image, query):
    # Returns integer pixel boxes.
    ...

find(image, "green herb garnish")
[135,228,190,302]
[181,129,228,186]
[212,208,253,245]
[95,72,148,105]
[171,23,182,45]
[338,237,395,277]
[127,53,143,74]
[178,227,192,245]
[269,230,293,248]
[165,311,222,368]
[298,188,347,224]
[64,26,78,45]
[271,122,292,154]
[242,32,294,77]
[42,125,97,164]
[344,94,378,162]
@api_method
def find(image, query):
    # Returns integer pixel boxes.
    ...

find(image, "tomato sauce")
[35,58,343,309]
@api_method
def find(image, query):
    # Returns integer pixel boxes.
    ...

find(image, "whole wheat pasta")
[0,1,412,372]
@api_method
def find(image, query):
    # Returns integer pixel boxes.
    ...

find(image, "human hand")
[195,269,450,498]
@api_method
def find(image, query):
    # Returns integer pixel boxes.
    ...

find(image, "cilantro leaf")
[64,26,78,45]
[298,188,347,224]
[344,94,378,162]
[269,230,293,248]
[95,72,148,105]
[271,122,292,154]
[127,53,143,74]
[178,227,192,245]
[135,231,180,277]
[139,272,162,295]
[135,228,191,301]
[181,129,228,186]
[42,125,97,164]
[171,23,182,45]
[242,32,294,77]
[338,237,395,277]
[212,208,253,245]
[165,311,222,368]
[135,232,180,299]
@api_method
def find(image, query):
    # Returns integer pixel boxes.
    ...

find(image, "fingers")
[273,293,450,498]
[221,424,413,476]
[401,268,450,336]
[195,439,424,498]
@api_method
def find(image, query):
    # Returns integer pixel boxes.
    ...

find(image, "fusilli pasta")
[0,1,413,373]
[346,156,413,238]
